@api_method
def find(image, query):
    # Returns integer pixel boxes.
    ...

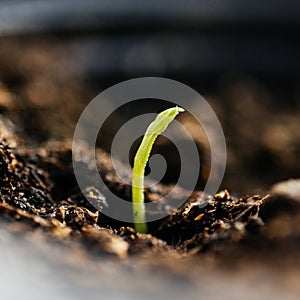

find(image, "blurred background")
[0,0,300,194]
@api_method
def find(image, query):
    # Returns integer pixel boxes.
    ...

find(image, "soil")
[1,37,300,299]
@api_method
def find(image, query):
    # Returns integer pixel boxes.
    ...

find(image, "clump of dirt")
[0,140,53,213]
[0,116,269,260]
[3,126,300,275]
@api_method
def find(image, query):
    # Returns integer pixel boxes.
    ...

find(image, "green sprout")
[132,106,185,233]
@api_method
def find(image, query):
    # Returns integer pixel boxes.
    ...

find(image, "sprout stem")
[132,106,185,233]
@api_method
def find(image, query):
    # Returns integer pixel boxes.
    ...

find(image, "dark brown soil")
[1,36,300,299]
[0,131,266,255]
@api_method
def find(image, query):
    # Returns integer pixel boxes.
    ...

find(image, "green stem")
[132,106,185,233]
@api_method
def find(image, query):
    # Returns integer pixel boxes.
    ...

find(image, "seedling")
[132,106,185,233]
